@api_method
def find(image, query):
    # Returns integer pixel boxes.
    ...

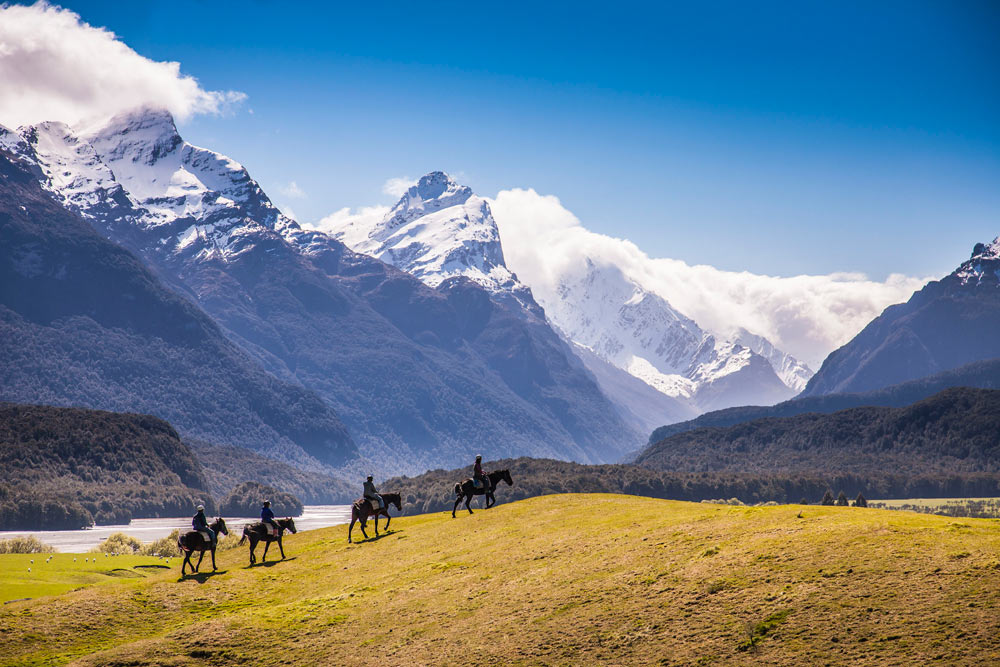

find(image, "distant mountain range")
[1,110,638,475]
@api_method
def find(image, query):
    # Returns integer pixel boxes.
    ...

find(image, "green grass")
[1,494,999,666]
[0,553,173,603]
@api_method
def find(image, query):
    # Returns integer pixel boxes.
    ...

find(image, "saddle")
[262,523,279,538]
[473,477,487,490]
[367,498,382,512]
[198,530,212,543]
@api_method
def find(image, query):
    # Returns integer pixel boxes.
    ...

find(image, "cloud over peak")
[488,187,932,368]
[0,2,245,128]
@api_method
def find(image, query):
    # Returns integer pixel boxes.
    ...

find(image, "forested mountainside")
[0,403,214,529]
[647,357,1000,444]
[637,388,1000,479]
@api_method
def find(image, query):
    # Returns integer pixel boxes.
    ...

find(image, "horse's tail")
[454,482,462,496]
[238,525,249,546]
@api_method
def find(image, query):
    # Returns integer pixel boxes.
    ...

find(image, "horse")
[453,469,513,517]
[177,517,229,576]
[348,492,402,543]
[238,516,297,565]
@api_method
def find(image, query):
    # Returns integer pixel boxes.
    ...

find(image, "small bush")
[836,492,849,506]
[853,493,868,508]
[94,532,143,554]
[820,491,835,506]
[141,529,181,557]
[0,535,56,554]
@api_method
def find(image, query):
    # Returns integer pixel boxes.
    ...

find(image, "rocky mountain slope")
[0,147,356,471]
[801,239,1000,396]
[3,109,638,473]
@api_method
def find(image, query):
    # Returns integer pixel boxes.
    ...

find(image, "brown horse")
[238,516,297,565]
[348,492,402,543]
[177,517,229,575]
[453,469,513,517]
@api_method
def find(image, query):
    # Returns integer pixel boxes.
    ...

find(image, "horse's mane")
[381,492,401,502]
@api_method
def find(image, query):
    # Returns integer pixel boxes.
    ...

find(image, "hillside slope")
[1,495,998,666]
[636,387,1000,479]
[647,356,1000,445]
[0,403,213,529]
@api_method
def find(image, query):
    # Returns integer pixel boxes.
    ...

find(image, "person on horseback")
[192,504,215,546]
[363,475,383,511]
[261,500,279,538]
[473,454,487,490]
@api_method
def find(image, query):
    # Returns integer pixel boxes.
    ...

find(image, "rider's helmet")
[476,454,482,460]
[196,504,205,512]
[263,500,271,507]
[366,475,373,481]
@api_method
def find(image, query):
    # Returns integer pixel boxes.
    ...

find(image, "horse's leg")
[278,536,285,559]
[384,511,391,532]
[373,513,380,536]
[211,547,217,571]
[249,538,256,565]
[486,491,495,509]
[262,539,270,562]
[195,550,204,573]
[452,494,461,518]
[359,514,369,540]
[182,551,190,575]
[348,515,356,543]
[466,492,474,514]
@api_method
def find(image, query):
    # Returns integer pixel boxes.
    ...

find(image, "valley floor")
[1,494,998,666]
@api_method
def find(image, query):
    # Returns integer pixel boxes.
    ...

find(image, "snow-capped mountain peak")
[954,237,1000,287]
[382,171,473,230]
[326,171,536,308]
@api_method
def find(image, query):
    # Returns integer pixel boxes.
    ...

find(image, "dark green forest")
[381,456,1000,516]
[0,403,215,529]
[637,387,1000,478]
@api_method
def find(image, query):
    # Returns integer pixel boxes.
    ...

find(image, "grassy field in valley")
[871,497,1000,518]
[1,494,999,666]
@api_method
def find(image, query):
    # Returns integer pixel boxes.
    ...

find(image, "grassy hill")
[1,494,998,665]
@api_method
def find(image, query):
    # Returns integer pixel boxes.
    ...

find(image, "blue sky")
[18,1,1000,278]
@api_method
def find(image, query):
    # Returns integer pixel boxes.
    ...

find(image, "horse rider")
[363,475,383,511]
[473,454,487,490]
[192,504,215,546]
[261,500,279,537]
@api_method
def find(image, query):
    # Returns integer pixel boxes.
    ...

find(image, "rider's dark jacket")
[192,511,209,531]
[261,507,275,523]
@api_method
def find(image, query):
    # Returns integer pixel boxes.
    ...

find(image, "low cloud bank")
[489,188,932,368]
[0,2,245,128]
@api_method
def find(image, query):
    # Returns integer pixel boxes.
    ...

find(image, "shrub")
[821,490,835,505]
[836,491,849,506]
[94,532,143,554]
[853,493,868,508]
[141,529,181,557]
[0,535,55,554]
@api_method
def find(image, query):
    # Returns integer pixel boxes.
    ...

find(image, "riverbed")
[0,505,353,553]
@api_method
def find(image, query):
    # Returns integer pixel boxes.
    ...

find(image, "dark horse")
[238,517,297,565]
[177,517,229,576]
[348,492,402,543]
[453,469,513,517]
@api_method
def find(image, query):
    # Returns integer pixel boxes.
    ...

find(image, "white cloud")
[302,205,391,247]
[489,188,933,368]
[0,2,246,128]
[382,176,416,199]
[280,181,306,198]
